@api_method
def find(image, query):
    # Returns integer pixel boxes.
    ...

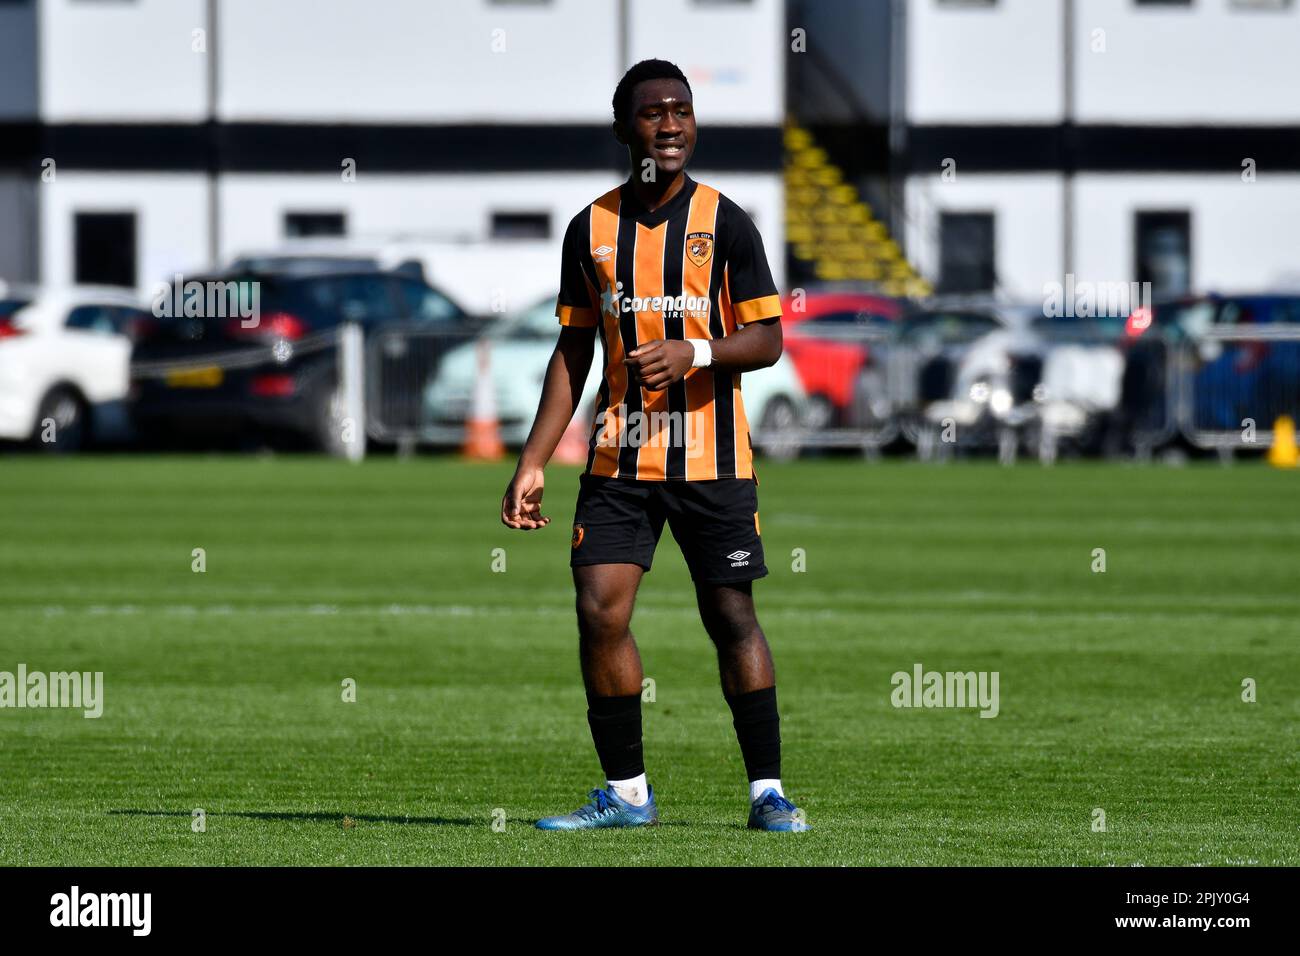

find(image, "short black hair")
[612,59,692,124]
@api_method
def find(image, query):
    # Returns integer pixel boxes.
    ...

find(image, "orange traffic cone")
[553,404,593,465]
[462,338,504,461]
[1267,415,1298,469]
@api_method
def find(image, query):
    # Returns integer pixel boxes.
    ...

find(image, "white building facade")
[900,0,1300,302]
[0,0,786,313]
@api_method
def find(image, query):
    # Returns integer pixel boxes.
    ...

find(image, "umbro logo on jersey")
[726,550,751,567]
[592,245,613,262]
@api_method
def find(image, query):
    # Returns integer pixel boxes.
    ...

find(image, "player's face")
[619,79,696,177]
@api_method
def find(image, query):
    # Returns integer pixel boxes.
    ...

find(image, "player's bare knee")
[701,603,762,648]
[576,591,632,644]
[697,584,759,639]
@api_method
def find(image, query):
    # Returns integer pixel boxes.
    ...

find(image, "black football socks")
[725,685,782,782]
[586,692,645,781]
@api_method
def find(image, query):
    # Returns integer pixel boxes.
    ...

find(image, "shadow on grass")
[109,809,481,827]
[109,808,692,829]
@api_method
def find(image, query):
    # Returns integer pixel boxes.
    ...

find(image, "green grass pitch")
[0,455,1295,866]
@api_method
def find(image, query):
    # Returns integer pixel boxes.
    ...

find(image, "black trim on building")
[814,122,1300,175]
[4,122,1298,175]
[0,123,783,173]
[904,124,1300,174]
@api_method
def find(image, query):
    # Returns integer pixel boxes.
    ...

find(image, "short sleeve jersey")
[555,174,781,481]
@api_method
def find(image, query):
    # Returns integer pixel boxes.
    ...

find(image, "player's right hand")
[501,465,549,530]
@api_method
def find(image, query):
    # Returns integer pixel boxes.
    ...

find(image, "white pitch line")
[19,603,579,618]
[3,602,1292,626]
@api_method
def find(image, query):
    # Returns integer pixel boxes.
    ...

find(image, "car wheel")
[805,393,835,431]
[32,387,88,453]
[850,368,889,430]
[758,396,802,462]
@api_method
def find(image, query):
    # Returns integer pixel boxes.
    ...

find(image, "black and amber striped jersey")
[555,174,782,481]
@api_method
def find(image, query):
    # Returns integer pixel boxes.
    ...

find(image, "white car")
[917,308,1127,459]
[0,284,146,451]
[423,299,809,458]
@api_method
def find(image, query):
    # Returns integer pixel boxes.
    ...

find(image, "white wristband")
[688,338,713,369]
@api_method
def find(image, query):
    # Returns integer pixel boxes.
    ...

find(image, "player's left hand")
[624,339,694,391]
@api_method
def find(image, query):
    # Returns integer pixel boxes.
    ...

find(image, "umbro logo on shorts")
[726,550,751,567]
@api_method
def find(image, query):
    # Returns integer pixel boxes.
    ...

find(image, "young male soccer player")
[500,59,808,832]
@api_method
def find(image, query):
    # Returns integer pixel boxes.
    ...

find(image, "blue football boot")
[535,786,659,830]
[747,788,811,832]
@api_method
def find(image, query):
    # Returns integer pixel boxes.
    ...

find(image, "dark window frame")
[1134,210,1192,300]
[74,211,137,288]
[284,211,347,239]
[937,211,996,295]
[490,211,552,240]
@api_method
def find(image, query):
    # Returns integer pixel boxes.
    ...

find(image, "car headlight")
[969,381,991,403]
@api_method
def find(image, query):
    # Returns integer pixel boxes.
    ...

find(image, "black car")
[130,270,474,453]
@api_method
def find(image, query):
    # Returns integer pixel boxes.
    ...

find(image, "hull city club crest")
[687,232,714,268]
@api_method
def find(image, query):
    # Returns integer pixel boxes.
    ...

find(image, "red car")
[780,292,904,427]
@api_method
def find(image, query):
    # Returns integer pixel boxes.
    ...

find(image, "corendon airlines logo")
[600,281,710,321]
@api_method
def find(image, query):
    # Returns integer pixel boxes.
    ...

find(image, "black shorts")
[570,475,768,584]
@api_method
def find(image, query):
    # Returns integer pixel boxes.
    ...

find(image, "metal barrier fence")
[902,322,1177,463]
[366,326,473,447]
[773,324,899,454]
[1173,325,1300,452]
[365,323,1300,461]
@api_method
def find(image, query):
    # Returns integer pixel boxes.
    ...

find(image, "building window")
[1135,212,1191,299]
[285,212,346,238]
[491,211,551,240]
[74,212,136,288]
[937,212,995,294]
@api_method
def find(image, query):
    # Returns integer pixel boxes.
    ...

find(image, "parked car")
[780,292,903,429]
[423,298,809,458]
[1157,294,1300,435]
[1103,294,1300,443]
[1119,293,1300,340]
[0,284,148,451]
[130,269,474,454]
[906,304,1128,458]
[895,307,1006,407]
